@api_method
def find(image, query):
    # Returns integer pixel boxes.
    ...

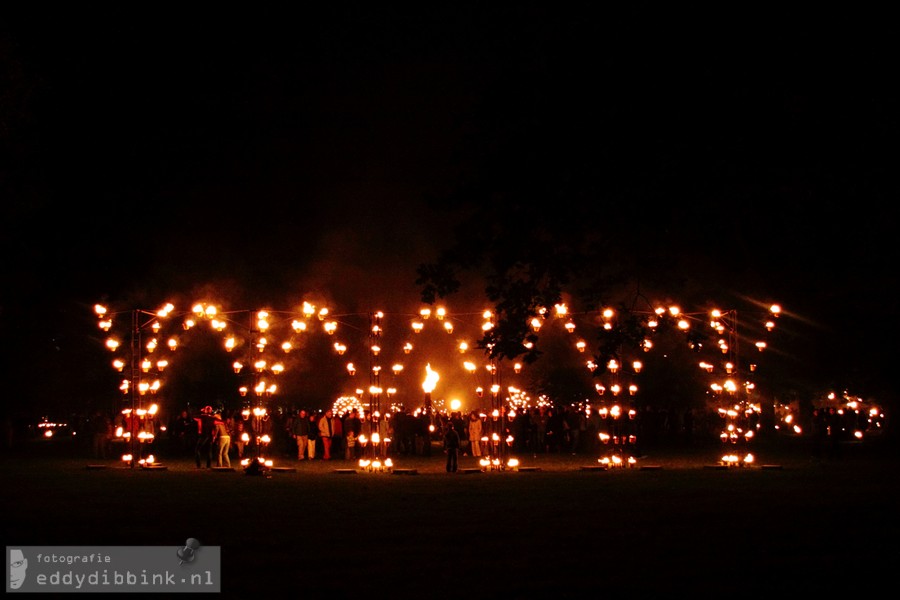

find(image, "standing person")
[194,406,216,469]
[224,413,237,460]
[172,410,195,456]
[331,411,344,459]
[167,410,184,455]
[531,407,546,454]
[564,405,586,454]
[449,411,467,455]
[291,409,310,460]
[213,413,231,468]
[307,411,318,460]
[90,409,112,460]
[443,422,460,473]
[512,408,531,454]
[343,409,362,460]
[418,411,433,456]
[318,409,335,460]
[344,427,357,461]
[393,409,414,455]
[545,407,563,453]
[233,419,246,459]
[467,411,483,458]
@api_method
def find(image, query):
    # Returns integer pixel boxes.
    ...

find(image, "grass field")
[3,435,897,598]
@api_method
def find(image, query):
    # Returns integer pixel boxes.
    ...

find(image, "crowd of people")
[156,403,658,465]
[13,396,883,468]
[53,402,726,465]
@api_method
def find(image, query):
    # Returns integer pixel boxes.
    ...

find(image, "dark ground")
[2,434,897,599]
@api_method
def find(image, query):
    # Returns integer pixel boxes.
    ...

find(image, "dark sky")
[2,5,897,416]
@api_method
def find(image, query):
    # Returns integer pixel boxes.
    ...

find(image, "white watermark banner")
[7,544,221,593]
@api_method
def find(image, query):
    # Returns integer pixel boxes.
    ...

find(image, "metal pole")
[130,309,140,468]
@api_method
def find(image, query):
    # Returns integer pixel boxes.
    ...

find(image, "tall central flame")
[422,363,439,393]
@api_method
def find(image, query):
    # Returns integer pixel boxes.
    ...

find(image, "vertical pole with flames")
[361,311,392,472]
[95,303,172,469]
[235,309,282,475]
[422,363,439,444]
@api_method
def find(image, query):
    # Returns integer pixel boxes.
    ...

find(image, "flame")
[422,363,439,393]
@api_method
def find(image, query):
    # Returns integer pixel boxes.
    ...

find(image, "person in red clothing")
[317,409,336,460]
[194,406,216,469]
[331,412,343,459]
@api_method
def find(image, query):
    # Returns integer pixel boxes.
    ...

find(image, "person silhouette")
[443,424,460,473]
[10,548,27,590]
[194,406,216,469]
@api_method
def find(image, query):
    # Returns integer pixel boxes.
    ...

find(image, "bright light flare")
[422,363,439,393]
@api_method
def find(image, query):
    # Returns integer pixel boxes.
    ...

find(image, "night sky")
[2,5,896,420]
